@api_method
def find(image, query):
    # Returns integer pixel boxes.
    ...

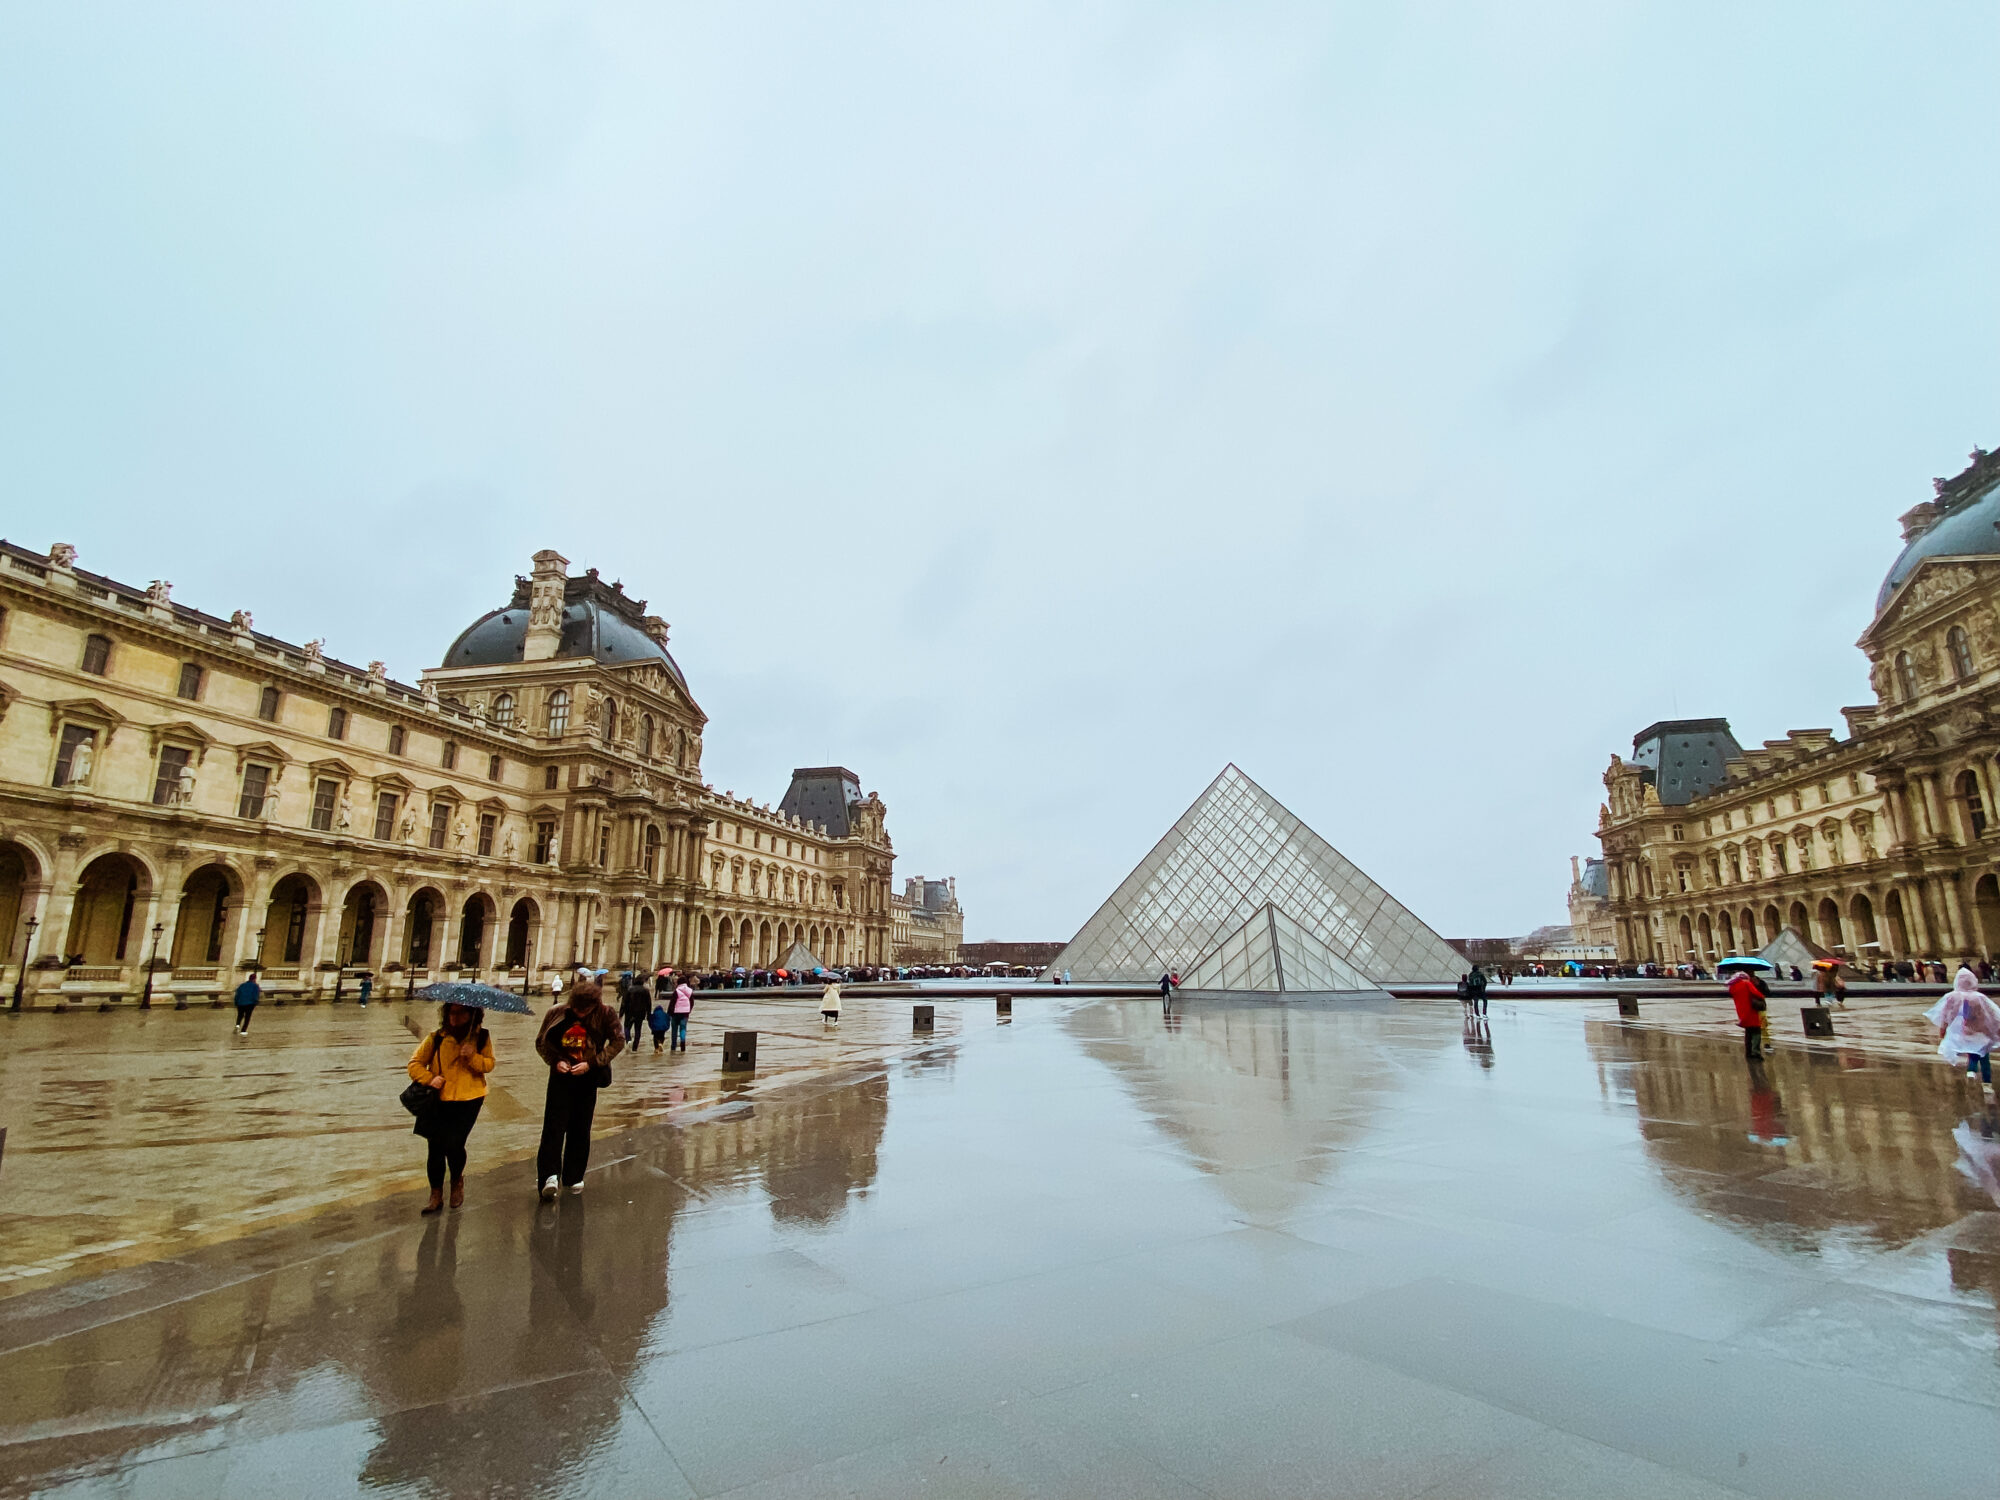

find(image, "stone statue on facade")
[421,679,439,706]
[230,609,254,632]
[146,579,172,607]
[400,805,418,843]
[335,796,352,832]
[174,762,197,806]
[303,638,325,665]
[1869,656,1893,701]
[48,543,77,570]
[502,828,518,862]
[67,737,94,787]
[546,831,561,866]
[453,818,468,850]
[367,660,387,686]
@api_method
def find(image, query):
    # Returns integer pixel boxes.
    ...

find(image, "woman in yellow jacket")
[408,1002,496,1215]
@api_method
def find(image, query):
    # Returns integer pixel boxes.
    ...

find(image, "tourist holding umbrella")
[408,999,495,1215]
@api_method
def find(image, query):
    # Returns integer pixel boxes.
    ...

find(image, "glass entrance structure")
[1046,764,1464,991]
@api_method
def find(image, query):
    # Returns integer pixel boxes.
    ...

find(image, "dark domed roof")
[442,578,687,689]
[1877,448,2000,613]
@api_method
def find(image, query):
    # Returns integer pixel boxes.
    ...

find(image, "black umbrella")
[413,980,536,1015]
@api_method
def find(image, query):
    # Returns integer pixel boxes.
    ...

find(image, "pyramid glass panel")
[1046,764,1463,988]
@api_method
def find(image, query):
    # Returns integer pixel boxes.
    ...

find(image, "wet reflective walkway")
[3,998,1998,1498]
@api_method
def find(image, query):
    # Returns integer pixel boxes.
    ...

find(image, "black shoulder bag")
[399,1032,444,1122]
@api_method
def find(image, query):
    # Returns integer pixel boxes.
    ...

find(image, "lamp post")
[10,915,37,1011]
[139,922,164,1009]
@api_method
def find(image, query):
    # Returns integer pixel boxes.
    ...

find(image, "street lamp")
[139,922,164,1009]
[10,915,37,1012]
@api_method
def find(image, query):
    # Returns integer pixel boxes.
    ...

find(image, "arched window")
[1949,625,1975,681]
[644,825,661,880]
[639,715,654,758]
[545,689,570,736]
[1895,651,1919,702]
[491,692,514,728]
[1960,770,1987,837]
[676,729,688,769]
[602,697,618,746]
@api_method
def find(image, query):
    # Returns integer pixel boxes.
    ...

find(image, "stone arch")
[505,896,540,970]
[0,839,47,968]
[758,919,773,966]
[1816,896,1845,954]
[337,878,390,966]
[640,714,655,759]
[1739,907,1759,950]
[1972,875,2000,959]
[1846,892,1879,960]
[601,696,619,746]
[171,861,242,968]
[718,916,737,966]
[458,891,496,969]
[1696,913,1714,961]
[696,912,712,967]
[637,905,659,968]
[1762,905,1781,944]
[405,886,447,968]
[1884,888,1910,958]
[1717,910,1736,955]
[259,871,323,968]
[67,852,153,966]
[1788,900,1810,936]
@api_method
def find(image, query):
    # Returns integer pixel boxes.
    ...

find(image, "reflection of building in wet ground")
[1066,998,1448,1219]
[1589,1020,1976,1249]
[0,1062,891,1498]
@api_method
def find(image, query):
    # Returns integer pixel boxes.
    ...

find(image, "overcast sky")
[3,4,1996,942]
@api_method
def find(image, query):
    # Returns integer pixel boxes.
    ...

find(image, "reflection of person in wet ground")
[1461,1012,1494,1069]
[1952,1111,2000,1206]
[409,1001,496,1216]
[1746,1060,1790,1146]
[1926,967,2000,1097]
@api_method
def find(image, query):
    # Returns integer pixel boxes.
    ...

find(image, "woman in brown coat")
[533,976,624,1200]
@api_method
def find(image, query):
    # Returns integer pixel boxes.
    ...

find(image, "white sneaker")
[565,1181,585,1196]
[540,1176,559,1203]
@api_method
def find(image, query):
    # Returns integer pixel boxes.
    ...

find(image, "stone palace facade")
[1596,446,2000,969]
[889,875,963,963]
[0,544,900,1006]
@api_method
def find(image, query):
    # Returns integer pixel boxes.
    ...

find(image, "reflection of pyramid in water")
[1048,764,1464,989]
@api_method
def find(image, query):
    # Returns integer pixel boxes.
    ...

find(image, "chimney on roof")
[523,550,568,662]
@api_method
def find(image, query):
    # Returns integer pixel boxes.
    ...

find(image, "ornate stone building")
[1596,446,2000,969]
[0,544,896,1006]
[890,875,963,963]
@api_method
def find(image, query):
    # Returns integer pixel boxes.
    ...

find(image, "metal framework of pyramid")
[1045,764,1465,991]
[780,942,824,972]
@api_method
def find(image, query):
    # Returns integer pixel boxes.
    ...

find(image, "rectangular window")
[327,707,347,740]
[534,820,555,862]
[478,813,496,856]
[544,765,559,790]
[389,725,406,756]
[258,685,281,722]
[176,663,203,701]
[53,724,96,787]
[80,633,111,675]
[374,791,398,841]
[238,763,272,819]
[429,801,451,850]
[309,777,339,832]
[488,753,502,781]
[597,824,609,866]
[152,745,191,805]
[442,742,458,771]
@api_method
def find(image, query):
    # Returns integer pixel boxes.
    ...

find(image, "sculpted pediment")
[1865,560,1987,645]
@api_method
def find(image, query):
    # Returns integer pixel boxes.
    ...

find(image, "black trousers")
[423,1097,485,1189]
[537,1073,600,1187]
[235,1005,255,1033]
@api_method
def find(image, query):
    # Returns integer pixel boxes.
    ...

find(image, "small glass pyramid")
[1046,764,1464,990]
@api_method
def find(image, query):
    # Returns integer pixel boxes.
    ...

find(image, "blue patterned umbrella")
[413,980,536,1015]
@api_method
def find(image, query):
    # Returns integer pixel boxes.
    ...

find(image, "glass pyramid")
[1046,764,1465,990]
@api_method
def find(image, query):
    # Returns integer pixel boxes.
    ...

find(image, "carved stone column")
[233,856,278,972]
[1937,873,1968,956]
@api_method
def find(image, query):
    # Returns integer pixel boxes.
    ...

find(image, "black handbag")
[400,1033,444,1119]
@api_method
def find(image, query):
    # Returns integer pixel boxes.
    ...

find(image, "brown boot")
[449,1178,465,1209]
[421,1187,444,1216]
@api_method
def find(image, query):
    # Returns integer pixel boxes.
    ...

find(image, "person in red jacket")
[1728,970,1769,1060]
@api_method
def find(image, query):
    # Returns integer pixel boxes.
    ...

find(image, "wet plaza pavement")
[3,995,1999,1498]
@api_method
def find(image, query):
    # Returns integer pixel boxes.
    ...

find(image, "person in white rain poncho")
[1924,968,2000,1093]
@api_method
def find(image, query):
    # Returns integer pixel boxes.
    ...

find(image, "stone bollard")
[722,1030,758,1071]
[913,1004,935,1032]
[1800,1006,1835,1038]
[1616,995,1639,1018]
[995,994,1012,1017]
